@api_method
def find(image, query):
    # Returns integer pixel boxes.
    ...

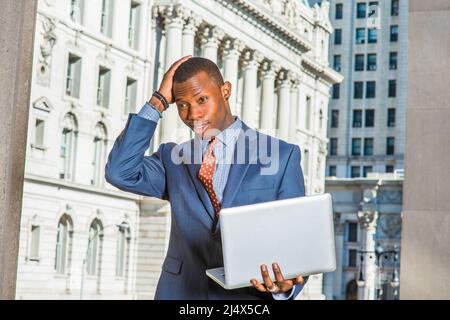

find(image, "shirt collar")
[200,116,242,151]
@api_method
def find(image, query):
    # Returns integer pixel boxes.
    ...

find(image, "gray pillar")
[199,25,224,64]
[259,61,279,131]
[0,0,37,299]
[182,13,201,57]
[160,5,183,143]
[222,38,245,115]
[241,49,262,128]
[277,70,291,141]
[400,0,450,299]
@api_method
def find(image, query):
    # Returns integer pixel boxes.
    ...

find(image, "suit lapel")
[182,138,216,222]
[221,122,256,209]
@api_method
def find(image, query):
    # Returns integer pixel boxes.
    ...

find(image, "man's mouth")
[192,121,210,135]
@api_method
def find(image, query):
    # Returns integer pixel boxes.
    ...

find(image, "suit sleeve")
[105,114,167,200]
[277,144,306,199]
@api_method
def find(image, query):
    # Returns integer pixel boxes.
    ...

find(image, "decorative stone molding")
[221,37,246,58]
[160,4,184,26]
[241,49,264,69]
[260,59,280,79]
[357,210,378,229]
[183,12,202,35]
[36,16,57,86]
[199,24,226,49]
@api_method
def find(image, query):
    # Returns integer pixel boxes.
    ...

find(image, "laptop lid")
[218,194,336,289]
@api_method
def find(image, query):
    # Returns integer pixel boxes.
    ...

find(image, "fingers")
[168,55,192,73]
[250,279,267,293]
[260,264,275,290]
[272,262,285,283]
[293,275,305,285]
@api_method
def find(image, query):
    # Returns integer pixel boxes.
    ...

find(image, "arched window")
[346,279,358,300]
[55,214,73,274]
[86,219,103,276]
[115,222,131,277]
[91,123,107,186]
[60,113,77,180]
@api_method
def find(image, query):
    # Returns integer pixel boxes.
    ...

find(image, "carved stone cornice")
[260,60,280,79]
[159,4,184,26]
[217,0,312,55]
[182,11,202,34]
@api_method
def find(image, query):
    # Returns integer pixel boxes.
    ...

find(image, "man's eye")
[199,96,208,104]
[178,103,188,109]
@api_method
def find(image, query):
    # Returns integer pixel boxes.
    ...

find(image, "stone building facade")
[16,0,341,300]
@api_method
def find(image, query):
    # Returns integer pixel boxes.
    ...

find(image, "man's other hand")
[250,263,304,294]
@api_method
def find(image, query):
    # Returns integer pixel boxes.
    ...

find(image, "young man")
[106,56,307,300]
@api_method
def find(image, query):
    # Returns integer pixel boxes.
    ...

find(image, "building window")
[348,249,357,267]
[97,66,111,108]
[100,0,114,37]
[368,28,377,44]
[367,54,377,71]
[305,96,312,130]
[355,54,364,71]
[363,166,373,177]
[353,110,362,128]
[388,108,396,127]
[334,29,342,45]
[386,137,395,155]
[66,54,81,98]
[332,84,340,99]
[34,119,45,147]
[128,1,141,49]
[29,225,41,261]
[116,223,131,277]
[356,3,366,19]
[55,214,73,274]
[389,52,398,70]
[386,165,394,173]
[351,166,361,178]
[86,219,103,276]
[352,138,362,156]
[335,3,343,19]
[331,110,339,128]
[364,138,374,156]
[330,138,338,156]
[328,165,337,177]
[391,0,399,16]
[354,81,363,99]
[366,81,376,99]
[92,123,107,187]
[70,0,84,24]
[333,55,342,72]
[348,223,358,242]
[365,109,375,127]
[389,80,397,97]
[60,113,77,180]
[390,25,399,42]
[356,28,365,44]
[124,78,137,115]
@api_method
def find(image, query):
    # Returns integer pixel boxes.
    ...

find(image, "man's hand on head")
[149,55,192,112]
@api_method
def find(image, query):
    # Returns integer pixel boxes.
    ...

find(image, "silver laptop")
[206,194,336,290]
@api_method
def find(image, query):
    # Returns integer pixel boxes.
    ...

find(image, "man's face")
[173,71,233,139]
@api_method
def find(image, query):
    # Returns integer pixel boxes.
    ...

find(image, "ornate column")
[357,210,379,300]
[259,60,279,131]
[333,213,345,299]
[182,11,201,56]
[160,4,184,143]
[199,25,225,64]
[241,49,263,128]
[289,74,301,139]
[277,70,292,140]
[221,38,245,115]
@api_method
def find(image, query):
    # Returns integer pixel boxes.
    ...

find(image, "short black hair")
[173,57,224,87]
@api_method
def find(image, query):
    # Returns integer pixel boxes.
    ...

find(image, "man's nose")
[187,104,203,121]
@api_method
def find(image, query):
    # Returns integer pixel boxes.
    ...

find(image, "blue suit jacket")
[105,114,306,300]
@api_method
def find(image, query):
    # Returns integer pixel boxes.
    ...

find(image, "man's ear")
[222,81,232,100]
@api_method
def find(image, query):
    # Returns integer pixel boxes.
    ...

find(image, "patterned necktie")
[198,137,221,223]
